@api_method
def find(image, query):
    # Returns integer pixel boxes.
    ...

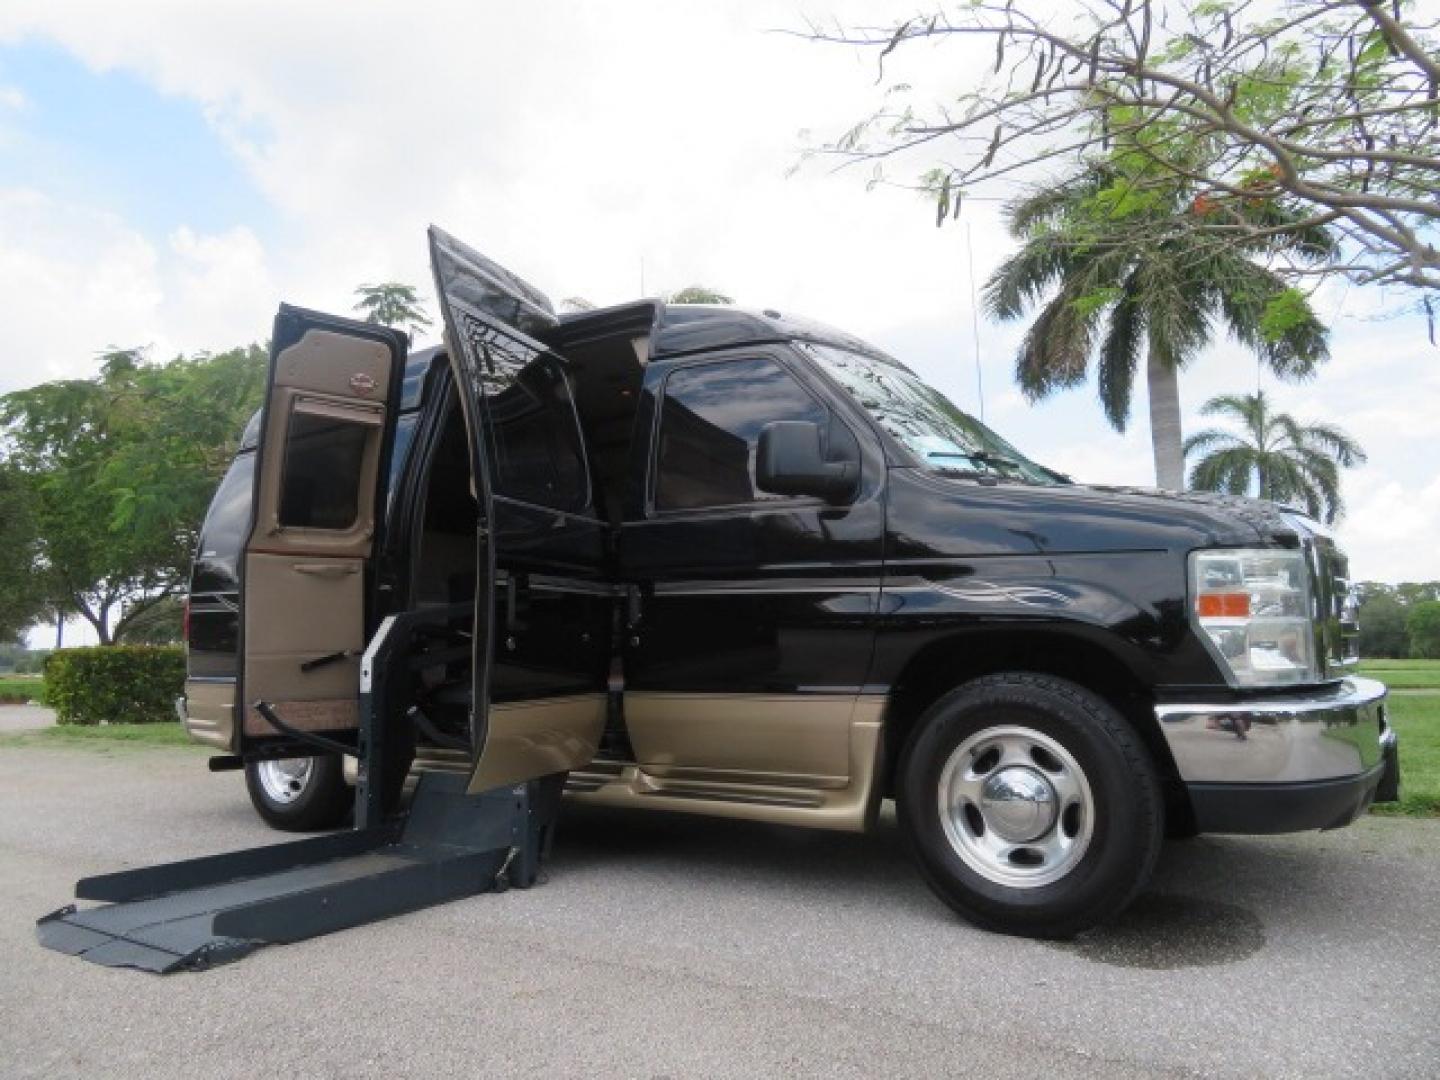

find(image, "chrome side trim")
[180,679,236,750]
[1156,676,1389,784]
[360,615,397,695]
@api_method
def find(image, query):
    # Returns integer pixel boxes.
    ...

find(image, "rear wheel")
[245,754,351,831]
[897,673,1163,938]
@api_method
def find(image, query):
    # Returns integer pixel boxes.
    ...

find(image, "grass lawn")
[0,722,202,751]
[0,676,45,704]
[1358,661,1440,689]
[1373,690,1440,817]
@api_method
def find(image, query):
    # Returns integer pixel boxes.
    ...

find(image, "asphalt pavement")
[1,740,1437,1079]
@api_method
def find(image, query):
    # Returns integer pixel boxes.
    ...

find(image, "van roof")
[553,299,905,369]
[399,299,910,402]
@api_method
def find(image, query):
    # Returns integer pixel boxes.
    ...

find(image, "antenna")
[965,222,986,423]
[640,256,646,297]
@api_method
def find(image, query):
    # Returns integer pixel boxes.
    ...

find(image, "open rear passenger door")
[428,225,609,794]
[238,306,407,748]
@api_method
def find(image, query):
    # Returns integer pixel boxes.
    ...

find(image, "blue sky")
[0,41,274,240]
[0,1,1436,648]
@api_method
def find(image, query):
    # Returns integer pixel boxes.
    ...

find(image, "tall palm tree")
[1184,391,1366,523]
[985,165,1335,489]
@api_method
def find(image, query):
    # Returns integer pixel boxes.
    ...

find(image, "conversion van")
[179,226,1397,937]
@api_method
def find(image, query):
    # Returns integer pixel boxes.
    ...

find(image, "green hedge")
[43,646,185,726]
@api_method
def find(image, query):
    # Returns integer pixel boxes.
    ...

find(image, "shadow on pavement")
[550,802,1361,967]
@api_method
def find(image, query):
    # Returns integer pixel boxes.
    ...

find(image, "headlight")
[1189,548,1317,686]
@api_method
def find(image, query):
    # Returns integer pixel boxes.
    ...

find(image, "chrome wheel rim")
[256,758,314,805]
[937,725,1094,889]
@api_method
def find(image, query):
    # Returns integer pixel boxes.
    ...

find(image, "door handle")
[292,562,360,577]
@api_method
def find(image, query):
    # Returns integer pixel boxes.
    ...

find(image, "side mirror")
[756,420,859,503]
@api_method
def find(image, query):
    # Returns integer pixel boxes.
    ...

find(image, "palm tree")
[353,282,433,338]
[1184,391,1366,523]
[985,165,1335,489]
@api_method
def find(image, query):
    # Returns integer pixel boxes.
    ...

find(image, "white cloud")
[164,224,277,352]
[0,190,283,389]
[0,188,163,385]
[1341,473,1440,583]
[0,84,24,110]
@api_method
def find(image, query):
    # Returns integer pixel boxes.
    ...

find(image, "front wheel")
[897,673,1163,939]
[245,755,351,831]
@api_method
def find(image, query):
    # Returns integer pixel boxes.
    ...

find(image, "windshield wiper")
[927,449,1020,471]
[968,450,1023,469]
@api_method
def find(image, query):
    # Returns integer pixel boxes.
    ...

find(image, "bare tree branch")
[802,0,1440,302]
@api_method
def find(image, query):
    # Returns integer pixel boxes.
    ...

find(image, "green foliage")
[1355,584,1440,662]
[43,646,184,725]
[1,345,265,644]
[817,2,1439,297]
[985,162,1333,486]
[1359,592,1411,659]
[1407,602,1440,660]
[0,462,47,643]
[1394,582,1440,606]
[1259,288,1312,344]
[118,596,185,645]
[353,282,433,336]
[0,644,48,674]
[666,286,734,305]
[1183,391,1365,522]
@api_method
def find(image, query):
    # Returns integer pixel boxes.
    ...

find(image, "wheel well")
[879,629,1194,832]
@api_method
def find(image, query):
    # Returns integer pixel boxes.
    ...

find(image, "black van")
[179,227,1396,937]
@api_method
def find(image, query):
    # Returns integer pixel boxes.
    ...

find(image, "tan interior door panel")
[242,324,397,737]
[272,328,392,400]
[241,552,365,734]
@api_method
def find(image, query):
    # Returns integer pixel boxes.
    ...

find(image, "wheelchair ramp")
[37,773,556,974]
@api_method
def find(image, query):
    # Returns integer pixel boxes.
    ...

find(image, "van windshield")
[803,343,1064,485]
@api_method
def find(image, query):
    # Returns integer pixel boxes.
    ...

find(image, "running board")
[37,772,561,974]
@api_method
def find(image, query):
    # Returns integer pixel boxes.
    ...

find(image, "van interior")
[399,307,652,763]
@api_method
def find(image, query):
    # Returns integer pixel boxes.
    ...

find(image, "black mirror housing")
[756,420,859,503]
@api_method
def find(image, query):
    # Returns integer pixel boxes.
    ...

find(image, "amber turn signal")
[1196,592,1251,618]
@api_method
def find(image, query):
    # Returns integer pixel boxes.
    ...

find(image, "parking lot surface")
[1,742,1437,1079]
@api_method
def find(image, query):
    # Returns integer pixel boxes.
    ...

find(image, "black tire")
[244,754,351,832]
[896,672,1164,939]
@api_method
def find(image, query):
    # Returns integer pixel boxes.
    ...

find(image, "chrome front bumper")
[1156,677,1396,833]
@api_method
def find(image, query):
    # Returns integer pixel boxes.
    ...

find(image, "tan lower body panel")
[466,693,607,794]
[242,698,358,736]
[568,694,885,832]
[182,680,235,750]
[624,691,855,782]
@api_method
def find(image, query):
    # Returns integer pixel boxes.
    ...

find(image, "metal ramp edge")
[36,773,556,974]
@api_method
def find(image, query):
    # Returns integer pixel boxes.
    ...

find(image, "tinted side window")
[655,357,828,511]
[192,452,255,592]
[278,412,370,530]
[483,357,587,511]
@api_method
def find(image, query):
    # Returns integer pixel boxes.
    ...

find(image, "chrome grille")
[1311,537,1359,678]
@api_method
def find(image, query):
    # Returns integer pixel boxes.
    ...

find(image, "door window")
[654,356,828,512]
[483,357,588,511]
[278,405,376,530]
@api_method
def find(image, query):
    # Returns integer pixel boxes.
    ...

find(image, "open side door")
[429,225,608,793]
[238,306,407,747]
